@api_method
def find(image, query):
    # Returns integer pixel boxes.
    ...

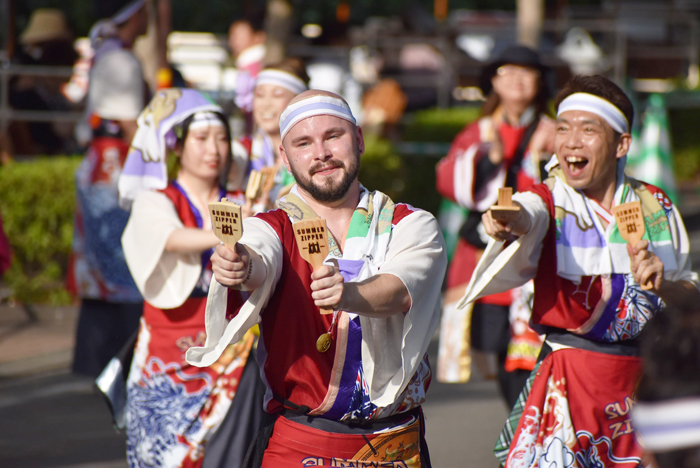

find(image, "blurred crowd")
[2,1,700,468]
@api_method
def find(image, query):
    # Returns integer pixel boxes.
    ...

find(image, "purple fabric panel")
[336,259,364,283]
[558,213,605,249]
[121,149,163,177]
[582,274,625,340]
[319,258,365,419]
[323,316,363,420]
[171,89,215,118]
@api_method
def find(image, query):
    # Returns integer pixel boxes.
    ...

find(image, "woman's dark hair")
[638,305,700,402]
[481,78,550,118]
[653,449,700,468]
[175,111,231,149]
[263,57,310,86]
[554,75,634,130]
[169,111,232,182]
[636,304,700,468]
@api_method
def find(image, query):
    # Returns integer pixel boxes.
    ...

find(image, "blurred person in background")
[633,304,700,468]
[232,58,309,214]
[229,9,267,77]
[229,7,267,132]
[8,8,79,155]
[118,88,263,468]
[435,45,554,408]
[69,0,149,378]
[78,0,149,146]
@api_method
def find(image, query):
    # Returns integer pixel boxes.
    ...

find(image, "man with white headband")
[186,90,446,467]
[458,75,700,466]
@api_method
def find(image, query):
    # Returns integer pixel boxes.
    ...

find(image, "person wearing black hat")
[435,44,555,409]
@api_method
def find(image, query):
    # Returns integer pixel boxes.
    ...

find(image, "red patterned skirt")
[502,346,643,468]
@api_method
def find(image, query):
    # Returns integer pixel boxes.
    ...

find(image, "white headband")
[633,399,700,452]
[279,95,356,140]
[255,69,308,96]
[558,92,629,134]
[188,111,224,131]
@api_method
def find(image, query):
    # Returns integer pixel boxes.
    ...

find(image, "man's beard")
[290,154,360,203]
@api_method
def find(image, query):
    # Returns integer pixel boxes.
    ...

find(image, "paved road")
[0,340,508,468]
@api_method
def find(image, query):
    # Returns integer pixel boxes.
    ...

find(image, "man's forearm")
[212,243,267,291]
[339,274,411,318]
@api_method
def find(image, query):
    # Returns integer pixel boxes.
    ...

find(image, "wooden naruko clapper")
[244,167,278,209]
[209,198,243,249]
[293,218,333,315]
[612,200,653,290]
[490,187,521,223]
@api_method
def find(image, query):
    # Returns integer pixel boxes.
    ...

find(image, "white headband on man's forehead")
[558,92,629,134]
[256,69,308,96]
[633,399,700,452]
[279,95,356,140]
[188,111,224,131]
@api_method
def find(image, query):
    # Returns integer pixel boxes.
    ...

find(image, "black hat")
[479,45,548,95]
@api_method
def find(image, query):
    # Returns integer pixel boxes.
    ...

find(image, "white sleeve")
[360,210,448,407]
[121,191,200,309]
[186,217,283,367]
[666,204,700,288]
[457,191,550,309]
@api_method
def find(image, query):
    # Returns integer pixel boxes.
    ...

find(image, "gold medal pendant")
[316,333,332,353]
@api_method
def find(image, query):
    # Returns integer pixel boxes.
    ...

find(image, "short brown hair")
[555,75,634,130]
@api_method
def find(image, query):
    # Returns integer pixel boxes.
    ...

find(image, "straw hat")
[20,9,72,45]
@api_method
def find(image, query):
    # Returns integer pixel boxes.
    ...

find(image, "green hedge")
[0,156,81,305]
[402,106,480,143]
[668,108,700,182]
[359,134,407,201]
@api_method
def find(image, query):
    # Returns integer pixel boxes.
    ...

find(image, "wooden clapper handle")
[209,198,243,250]
[490,187,521,223]
[244,170,263,213]
[260,166,278,195]
[612,201,654,290]
[293,218,333,315]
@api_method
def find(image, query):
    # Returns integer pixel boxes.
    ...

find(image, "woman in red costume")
[436,45,555,407]
[118,88,262,468]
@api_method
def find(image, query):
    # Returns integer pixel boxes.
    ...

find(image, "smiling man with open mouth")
[459,74,700,467]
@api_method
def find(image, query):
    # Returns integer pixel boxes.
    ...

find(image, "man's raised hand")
[310,261,345,311]
[212,243,251,288]
[482,202,532,242]
[627,240,664,292]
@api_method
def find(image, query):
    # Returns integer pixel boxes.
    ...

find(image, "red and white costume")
[123,184,255,468]
[435,110,549,388]
[187,187,447,467]
[460,164,699,467]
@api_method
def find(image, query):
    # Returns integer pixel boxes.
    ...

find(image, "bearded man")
[187,90,447,467]
[460,75,700,467]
